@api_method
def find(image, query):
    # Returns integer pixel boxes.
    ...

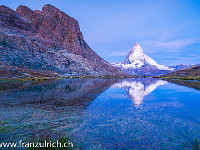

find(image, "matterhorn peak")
[132,42,141,49]
[134,42,139,46]
[112,42,173,75]
[123,42,144,66]
[130,42,143,54]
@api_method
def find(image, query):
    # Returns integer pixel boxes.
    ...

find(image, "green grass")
[0,75,139,81]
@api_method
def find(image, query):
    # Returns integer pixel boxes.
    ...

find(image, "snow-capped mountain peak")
[112,42,173,75]
[123,42,145,67]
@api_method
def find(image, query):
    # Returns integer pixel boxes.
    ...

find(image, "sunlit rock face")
[112,78,167,105]
[0,5,124,77]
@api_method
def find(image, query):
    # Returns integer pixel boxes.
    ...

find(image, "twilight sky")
[1,0,200,65]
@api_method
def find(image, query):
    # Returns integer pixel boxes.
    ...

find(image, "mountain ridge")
[169,64,200,71]
[162,65,200,78]
[112,43,173,76]
[0,4,124,78]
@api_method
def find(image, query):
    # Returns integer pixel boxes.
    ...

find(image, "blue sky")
[1,0,200,65]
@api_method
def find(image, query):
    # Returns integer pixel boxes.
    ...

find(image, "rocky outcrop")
[0,4,124,77]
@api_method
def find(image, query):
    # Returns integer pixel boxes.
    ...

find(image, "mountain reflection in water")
[0,78,119,110]
[112,78,167,105]
[0,78,119,142]
[0,78,199,149]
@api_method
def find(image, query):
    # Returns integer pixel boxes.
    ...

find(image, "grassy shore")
[0,75,141,82]
[153,76,200,81]
[1,75,200,82]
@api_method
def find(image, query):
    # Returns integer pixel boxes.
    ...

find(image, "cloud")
[142,38,200,50]
[107,50,130,57]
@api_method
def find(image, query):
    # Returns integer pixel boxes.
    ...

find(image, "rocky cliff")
[0,4,124,78]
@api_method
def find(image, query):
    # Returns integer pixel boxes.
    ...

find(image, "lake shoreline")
[1,75,200,82]
[0,75,137,82]
[0,77,199,149]
[153,76,200,81]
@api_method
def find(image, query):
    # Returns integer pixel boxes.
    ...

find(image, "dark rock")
[0,5,33,31]
[0,4,124,77]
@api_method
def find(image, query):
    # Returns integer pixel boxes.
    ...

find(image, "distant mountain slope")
[162,65,200,77]
[0,4,124,78]
[169,64,200,71]
[112,43,173,76]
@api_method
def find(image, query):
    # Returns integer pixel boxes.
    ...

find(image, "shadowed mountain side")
[0,78,119,110]
[164,79,200,91]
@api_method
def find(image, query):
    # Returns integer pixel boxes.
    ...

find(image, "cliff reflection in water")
[112,78,167,105]
[0,78,119,110]
[0,78,120,142]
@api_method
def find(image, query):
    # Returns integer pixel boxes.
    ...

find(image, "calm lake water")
[0,78,199,149]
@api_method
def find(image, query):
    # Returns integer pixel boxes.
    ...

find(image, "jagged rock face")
[112,43,173,76]
[0,5,34,31]
[16,5,42,32]
[0,4,124,77]
[16,5,85,55]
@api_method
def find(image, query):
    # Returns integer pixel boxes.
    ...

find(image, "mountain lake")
[0,78,199,149]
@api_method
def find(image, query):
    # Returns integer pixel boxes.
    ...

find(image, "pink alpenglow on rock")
[0,4,125,78]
